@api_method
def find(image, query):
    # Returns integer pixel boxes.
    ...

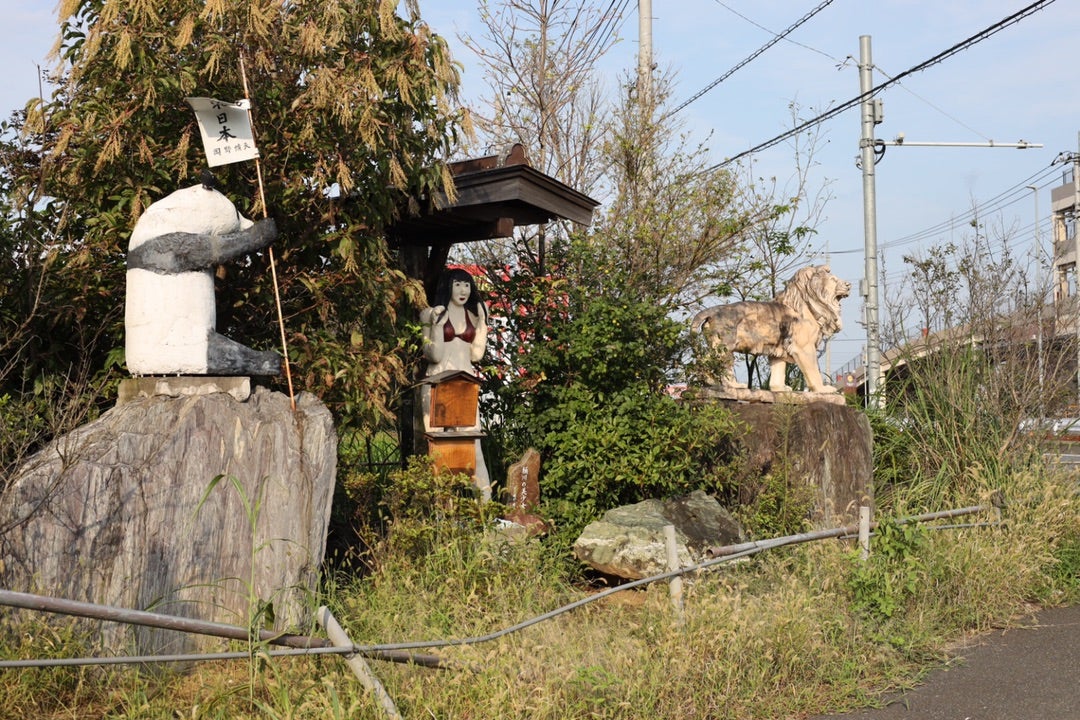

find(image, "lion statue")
[691,265,851,393]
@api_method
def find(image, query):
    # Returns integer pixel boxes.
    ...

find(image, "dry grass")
[1,464,1076,719]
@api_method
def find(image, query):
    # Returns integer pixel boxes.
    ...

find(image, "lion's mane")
[773,265,846,340]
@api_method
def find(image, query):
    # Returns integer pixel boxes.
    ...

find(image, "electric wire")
[879,165,1061,249]
[702,0,1058,173]
[826,163,1062,257]
[591,0,633,62]
[709,0,839,63]
[669,0,836,117]
[875,64,992,143]
[576,0,631,65]
[2,507,991,668]
[347,506,990,654]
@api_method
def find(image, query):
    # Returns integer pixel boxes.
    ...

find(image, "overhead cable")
[825,163,1060,257]
[703,0,1058,174]
[669,0,836,117]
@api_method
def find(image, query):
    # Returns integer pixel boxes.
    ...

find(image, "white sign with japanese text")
[185,97,260,167]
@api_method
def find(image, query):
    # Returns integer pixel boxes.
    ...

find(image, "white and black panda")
[125,183,281,377]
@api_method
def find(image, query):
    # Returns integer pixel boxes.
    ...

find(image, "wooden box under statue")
[425,431,482,475]
[422,370,484,476]
[425,370,481,429]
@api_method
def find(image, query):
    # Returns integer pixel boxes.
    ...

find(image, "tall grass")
[3,455,1075,719]
[3,335,1078,717]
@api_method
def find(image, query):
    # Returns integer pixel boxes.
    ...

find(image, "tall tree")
[461,0,613,196]
[731,102,834,301]
[598,70,751,309]
[459,0,616,274]
[12,0,469,432]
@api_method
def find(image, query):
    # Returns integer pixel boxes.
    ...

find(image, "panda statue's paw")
[208,333,282,377]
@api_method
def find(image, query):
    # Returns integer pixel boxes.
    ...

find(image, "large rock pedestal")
[726,399,872,526]
[0,387,336,655]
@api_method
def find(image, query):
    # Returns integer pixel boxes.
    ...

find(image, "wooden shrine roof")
[388,144,599,246]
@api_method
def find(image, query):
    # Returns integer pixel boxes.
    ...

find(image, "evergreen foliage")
[1,0,469,438]
[480,239,742,544]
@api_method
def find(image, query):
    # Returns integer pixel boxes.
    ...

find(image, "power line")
[669,0,836,117]
[702,0,1058,174]
[576,0,632,64]
[828,163,1061,263]
[873,175,1063,297]
[590,0,632,61]
[874,64,991,143]
[709,0,839,62]
[878,165,1061,251]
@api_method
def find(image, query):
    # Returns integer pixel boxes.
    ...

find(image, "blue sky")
[3,1,1078,374]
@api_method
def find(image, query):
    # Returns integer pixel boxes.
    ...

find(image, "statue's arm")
[421,306,448,365]
[470,304,488,363]
[128,218,277,273]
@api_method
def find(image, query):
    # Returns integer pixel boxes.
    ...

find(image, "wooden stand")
[426,370,481,428]
[421,370,485,479]
[425,430,483,475]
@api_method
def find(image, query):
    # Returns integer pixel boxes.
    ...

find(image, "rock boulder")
[573,491,745,580]
[0,387,335,655]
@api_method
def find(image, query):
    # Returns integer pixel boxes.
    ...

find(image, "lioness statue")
[692,265,851,393]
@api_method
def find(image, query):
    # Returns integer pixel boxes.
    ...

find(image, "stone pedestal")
[685,391,872,527]
[689,385,846,406]
[0,388,336,655]
[117,376,252,404]
[733,400,872,526]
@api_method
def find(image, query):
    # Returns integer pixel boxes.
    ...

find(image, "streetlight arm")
[883,139,1042,149]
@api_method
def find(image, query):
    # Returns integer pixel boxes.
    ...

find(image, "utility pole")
[1073,134,1080,409]
[638,0,653,109]
[1027,184,1045,421]
[857,34,1040,411]
[858,35,882,409]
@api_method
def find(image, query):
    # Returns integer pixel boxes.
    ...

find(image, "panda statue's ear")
[201,168,217,191]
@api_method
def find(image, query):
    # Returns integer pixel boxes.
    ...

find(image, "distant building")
[1051,177,1079,309]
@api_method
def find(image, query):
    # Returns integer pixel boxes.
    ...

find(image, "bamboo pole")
[238,55,296,411]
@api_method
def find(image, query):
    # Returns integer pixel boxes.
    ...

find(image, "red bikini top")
[443,312,477,343]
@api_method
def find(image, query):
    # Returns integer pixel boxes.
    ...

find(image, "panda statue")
[125,182,282,377]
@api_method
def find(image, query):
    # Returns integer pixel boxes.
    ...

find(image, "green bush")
[871,344,1047,509]
[847,519,927,621]
[534,388,741,545]
[481,239,744,551]
[342,456,497,570]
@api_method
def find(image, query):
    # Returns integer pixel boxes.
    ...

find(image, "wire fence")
[0,503,999,718]
[0,504,994,669]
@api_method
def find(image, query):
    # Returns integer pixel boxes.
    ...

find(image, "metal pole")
[0,589,326,649]
[0,589,449,668]
[705,504,990,559]
[859,35,882,409]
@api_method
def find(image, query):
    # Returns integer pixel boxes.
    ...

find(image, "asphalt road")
[811,604,1080,720]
